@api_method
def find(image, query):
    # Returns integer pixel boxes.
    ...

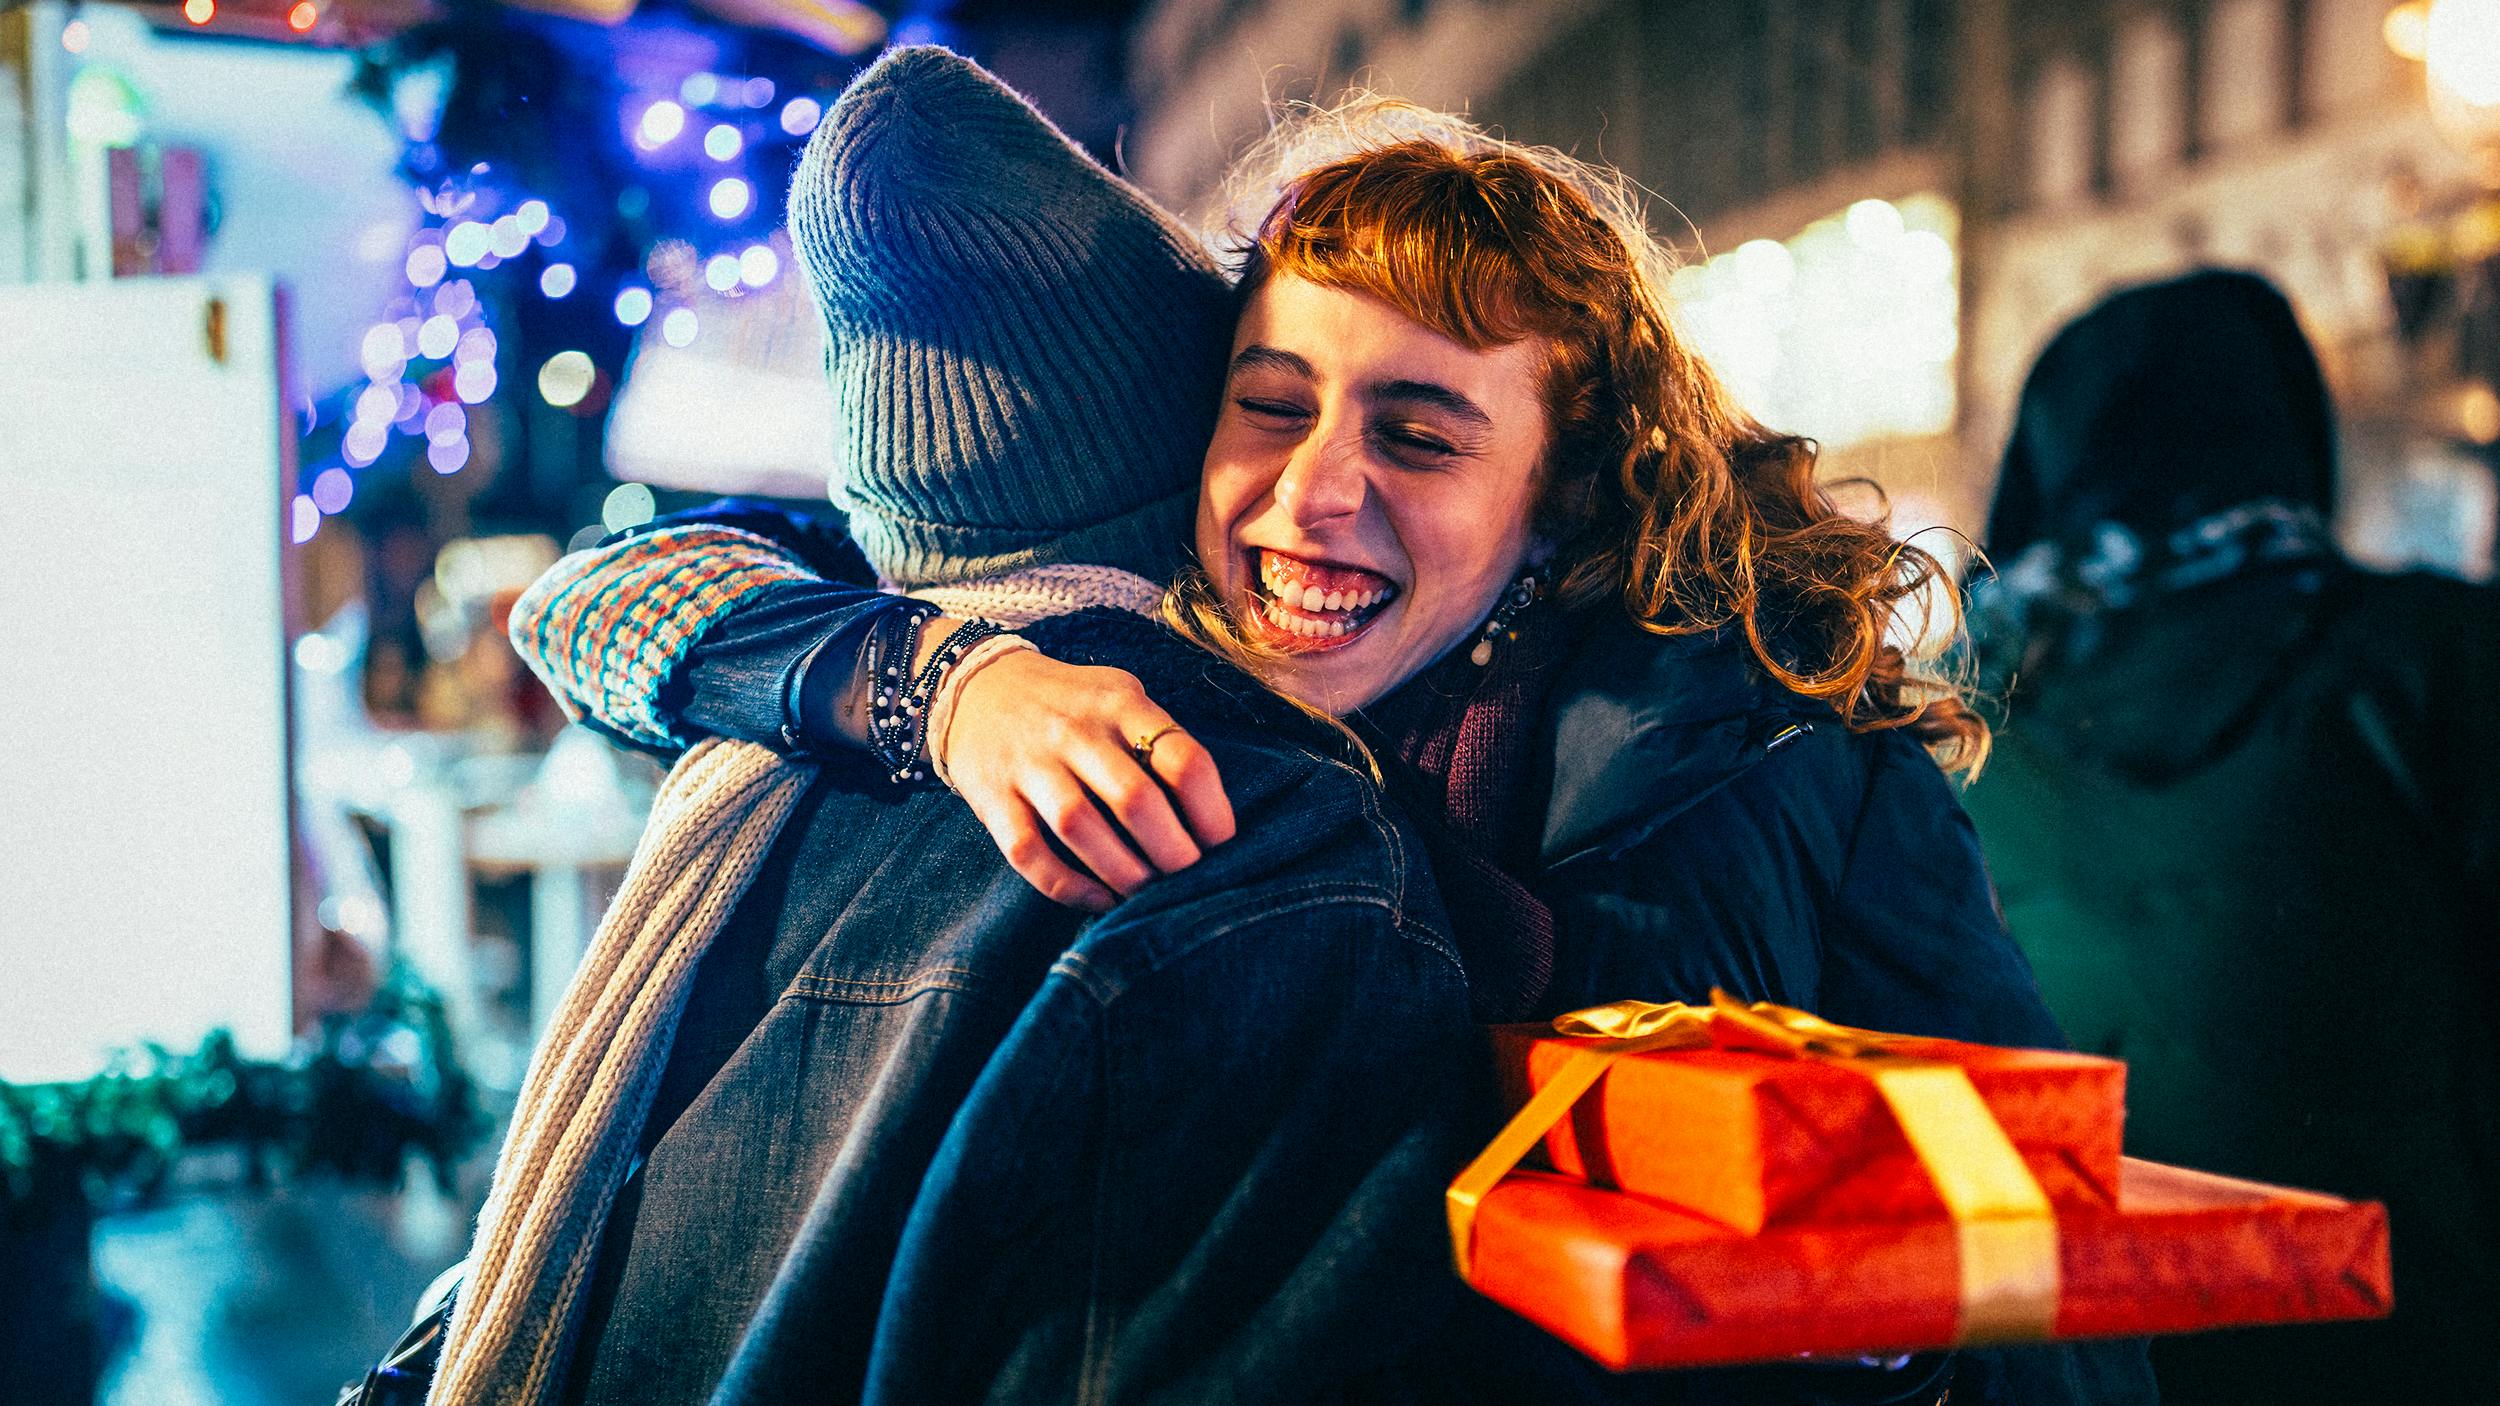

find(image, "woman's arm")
[506,512,900,754]
[507,502,1234,908]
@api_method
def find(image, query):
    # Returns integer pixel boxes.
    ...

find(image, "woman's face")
[1194,274,1552,714]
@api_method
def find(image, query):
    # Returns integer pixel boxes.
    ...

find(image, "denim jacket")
[558,609,1482,1406]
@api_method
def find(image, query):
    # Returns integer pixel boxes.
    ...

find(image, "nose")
[1273,430,1367,529]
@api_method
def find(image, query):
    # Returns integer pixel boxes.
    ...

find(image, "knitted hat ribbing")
[788,46,1234,588]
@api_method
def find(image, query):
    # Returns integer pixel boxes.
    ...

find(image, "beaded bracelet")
[860,604,934,783]
[863,608,1006,785]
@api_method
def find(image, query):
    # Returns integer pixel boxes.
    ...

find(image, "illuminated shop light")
[602,482,657,534]
[708,178,752,220]
[342,421,388,467]
[781,98,822,136]
[416,315,459,361]
[538,351,597,409]
[489,216,531,260]
[1668,192,1959,452]
[406,244,448,288]
[637,101,687,150]
[1845,198,1906,248]
[2389,3,2431,61]
[614,287,653,326]
[540,263,577,298]
[453,363,498,404]
[444,221,491,267]
[2429,0,2500,105]
[310,467,353,515]
[353,384,398,426]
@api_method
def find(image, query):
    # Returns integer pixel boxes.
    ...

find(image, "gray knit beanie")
[787,46,1234,588]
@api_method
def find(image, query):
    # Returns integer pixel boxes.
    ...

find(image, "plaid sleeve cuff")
[508,524,826,749]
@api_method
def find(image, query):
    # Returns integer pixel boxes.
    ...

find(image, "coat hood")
[1986,269,2337,561]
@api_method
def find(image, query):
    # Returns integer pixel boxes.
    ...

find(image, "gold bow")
[1447,991,2062,1346]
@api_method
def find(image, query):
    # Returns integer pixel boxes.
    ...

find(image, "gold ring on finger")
[1131,723,1184,764]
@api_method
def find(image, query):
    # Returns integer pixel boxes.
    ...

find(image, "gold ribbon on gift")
[1446,991,2062,1346]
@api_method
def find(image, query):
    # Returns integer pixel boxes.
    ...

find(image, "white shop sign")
[0,275,297,1083]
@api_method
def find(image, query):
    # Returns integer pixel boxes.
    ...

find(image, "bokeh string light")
[300,68,832,541]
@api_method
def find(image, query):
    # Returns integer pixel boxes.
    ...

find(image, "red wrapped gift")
[1492,1017,2123,1231]
[1463,1159,2392,1370]
[1446,994,2390,1372]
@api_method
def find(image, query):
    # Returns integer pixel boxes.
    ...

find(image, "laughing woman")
[513,99,2151,1405]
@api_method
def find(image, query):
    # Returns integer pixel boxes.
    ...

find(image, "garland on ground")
[0,968,486,1217]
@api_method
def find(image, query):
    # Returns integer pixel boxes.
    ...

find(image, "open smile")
[1244,548,1400,653]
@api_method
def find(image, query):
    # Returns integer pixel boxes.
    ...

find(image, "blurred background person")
[1962,268,2500,1406]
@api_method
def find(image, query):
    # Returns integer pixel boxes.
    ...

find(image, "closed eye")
[1234,397,1311,426]
[1373,422,1460,467]
[1382,428,1454,455]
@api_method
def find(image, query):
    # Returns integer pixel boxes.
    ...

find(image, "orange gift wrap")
[1490,1020,2123,1232]
[1462,1160,2392,1371]
[1445,994,2391,1372]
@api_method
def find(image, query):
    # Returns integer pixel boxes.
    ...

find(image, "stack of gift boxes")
[1451,996,2392,1371]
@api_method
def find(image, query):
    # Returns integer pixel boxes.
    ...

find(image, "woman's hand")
[934,650,1237,912]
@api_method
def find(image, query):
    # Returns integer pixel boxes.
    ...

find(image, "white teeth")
[1295,584,1320,611]
[1324,590,1345,611]
[1330,621,1347,637]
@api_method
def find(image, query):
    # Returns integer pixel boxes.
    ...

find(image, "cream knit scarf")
[430,568,1158,1406]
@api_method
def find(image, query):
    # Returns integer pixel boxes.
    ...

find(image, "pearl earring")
[1470,572,1543,667]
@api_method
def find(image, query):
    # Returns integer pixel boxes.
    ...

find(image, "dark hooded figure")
[1963,269,2500,1406]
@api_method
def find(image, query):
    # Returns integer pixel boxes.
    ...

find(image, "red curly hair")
[1213,103,1985,770]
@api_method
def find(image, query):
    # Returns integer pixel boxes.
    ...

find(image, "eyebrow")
[1230,344,1314,378]
[1371,378,1493,429]
[1230,345,1495,428]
